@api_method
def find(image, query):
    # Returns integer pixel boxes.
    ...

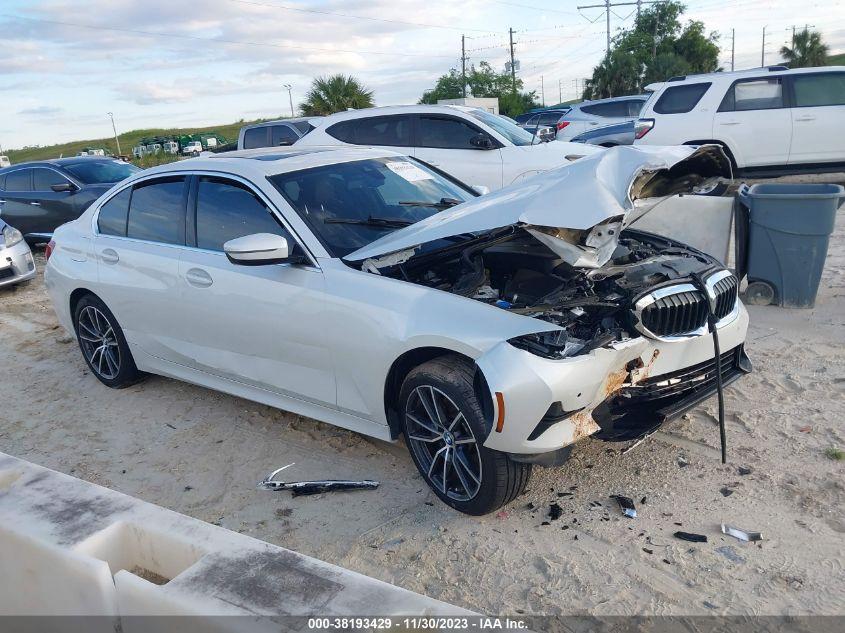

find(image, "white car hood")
[345,144,731,269]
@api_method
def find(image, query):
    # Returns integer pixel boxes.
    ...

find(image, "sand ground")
[1,193,843,616]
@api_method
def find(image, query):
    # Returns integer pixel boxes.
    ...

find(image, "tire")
[73,294,142,388]
[693,180,730,197]
[400,355,532,515]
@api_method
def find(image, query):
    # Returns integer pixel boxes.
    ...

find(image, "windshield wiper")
[324,215,413,229]
[398,197,462,210]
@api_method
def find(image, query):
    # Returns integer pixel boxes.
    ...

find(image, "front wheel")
[400,356,532,515]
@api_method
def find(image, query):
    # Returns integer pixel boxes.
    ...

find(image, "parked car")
[634,66,845,176]
[294,105,601,192]
[45,144,748,514]
[555,95,649,140]
[0,157,140,244]
[0,218,36,288]
[571,120,635,146]
[515,108,572,137]
[237,117,323,150]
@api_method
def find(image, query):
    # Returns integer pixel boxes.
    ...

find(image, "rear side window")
[792,72,845,107]
[33,168,69,191]
[6,169,31,191]
[127,177,186,245]
[271,125,299,146]
[719,78,783,112]
[326,116,411,146]
[97,188,131,236]
[654,83,711,114]
[581,101,629,117]
[242,127,269,149]
[195,177,288,251]
[417,116,481,149]
[291,120,313,134]
[627,100,645,117]
[539,112,562,126]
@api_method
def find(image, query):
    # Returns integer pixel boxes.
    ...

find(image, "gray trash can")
[737,183,844,308]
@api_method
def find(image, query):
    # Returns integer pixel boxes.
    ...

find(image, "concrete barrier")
[0,452,467,628]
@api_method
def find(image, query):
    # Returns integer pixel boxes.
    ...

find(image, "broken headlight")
[508,330,585,359]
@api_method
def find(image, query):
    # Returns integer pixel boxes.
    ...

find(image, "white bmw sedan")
[46,145,750,514]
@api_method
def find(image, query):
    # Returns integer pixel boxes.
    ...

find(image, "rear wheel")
[400,356,532,515]
[73,294,142,388]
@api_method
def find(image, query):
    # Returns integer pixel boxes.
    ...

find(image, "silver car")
[0,219,37,288]
[556,95,648,140]
[45,145,749,515]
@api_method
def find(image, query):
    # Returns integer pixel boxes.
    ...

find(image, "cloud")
[17,106,64,116]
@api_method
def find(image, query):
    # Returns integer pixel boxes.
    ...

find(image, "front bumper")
[0,239,37,288]
[477,301,750,454]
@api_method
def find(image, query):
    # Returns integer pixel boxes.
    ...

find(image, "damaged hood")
[345,144,731,268]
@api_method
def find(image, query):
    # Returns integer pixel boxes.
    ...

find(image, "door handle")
[100,248,119,265]
[185,267,213,288]
[795,115,816,122]
[29,201,41,206]
[719,121,741,126]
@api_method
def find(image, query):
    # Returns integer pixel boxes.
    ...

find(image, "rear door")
[713,76,791,167]
[94,176,188,362]
[325,114,415,157]
[0,168,36,235]
[787,71,845,164]
[414,114,503,190]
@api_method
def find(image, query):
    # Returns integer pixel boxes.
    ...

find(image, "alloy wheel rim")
[405,385,483,501]
[77,306,121,380]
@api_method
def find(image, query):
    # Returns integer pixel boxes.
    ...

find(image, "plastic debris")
[610,495,637,518]
[719,487,734,497]
[548,503,563,521]
[257,464,379,496]
[721,523,763,542]
[674,531,708,543]
[738,466,752,476]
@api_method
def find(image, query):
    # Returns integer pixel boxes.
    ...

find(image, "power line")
[3,13,457,58]
[490,1,578,15]
[577,0,667,54]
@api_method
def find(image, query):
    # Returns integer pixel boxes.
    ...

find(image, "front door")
[413,114,504,190]
[787,71,845,165]
[178,175,336,407]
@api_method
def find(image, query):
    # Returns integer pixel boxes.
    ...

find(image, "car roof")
[0,156,120,173]
[242,117,323,130]
[574,94,648,107]
[656,65,845,86]
[131,146,406,180]
[312,104,479,126]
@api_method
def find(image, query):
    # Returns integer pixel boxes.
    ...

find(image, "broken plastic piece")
[258,464,379,496]
[674,531,707,543]
[721,523,762,542]
[610,495,637,518]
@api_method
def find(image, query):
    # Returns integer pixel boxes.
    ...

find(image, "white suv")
[634,66,845,175]
[294,105,601,192]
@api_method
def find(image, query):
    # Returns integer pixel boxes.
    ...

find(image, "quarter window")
[126,177,186,245]
[271,125,299,146]
[719,78,783,112]
[654,83,711,114]
[6,169,31,191]
[33,168,69,191]
[418,116,482,149]
[98,188,131,236]
[581,101,629,117]
[242,127,269,149]
[326,116,412,146]
[195,177,288,251]
[792,72,845,107]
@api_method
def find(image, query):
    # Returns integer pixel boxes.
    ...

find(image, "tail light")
[634,118,654,140]
[556,121,570,131]
[45,239,56,261]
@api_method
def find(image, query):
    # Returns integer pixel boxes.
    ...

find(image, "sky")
[1,0,844,150]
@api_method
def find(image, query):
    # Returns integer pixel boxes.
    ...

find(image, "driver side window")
[417,116,487,149]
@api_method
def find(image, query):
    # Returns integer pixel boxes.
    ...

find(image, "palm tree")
[299,75,374,116]
[780,29,829,68]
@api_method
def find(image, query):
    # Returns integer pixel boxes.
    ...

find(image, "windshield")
[269,157,476,258]
[63,160,140,184]
[466,109,537,146]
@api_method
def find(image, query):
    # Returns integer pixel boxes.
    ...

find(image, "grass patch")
[824,446,844,461]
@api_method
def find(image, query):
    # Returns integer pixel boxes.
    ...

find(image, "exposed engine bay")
[372,227,720,358]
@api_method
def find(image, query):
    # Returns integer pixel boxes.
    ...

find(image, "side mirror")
[469,133,494,150]
[223,233,303,266]
[277,139,294,146]
[536,126,556,143]
[51,182,76,193]
[472,184,490,196]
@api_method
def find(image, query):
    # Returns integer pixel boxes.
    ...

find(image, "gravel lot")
[1,199,843,616]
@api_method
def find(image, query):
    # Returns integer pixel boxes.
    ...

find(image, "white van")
[0,156,10,168]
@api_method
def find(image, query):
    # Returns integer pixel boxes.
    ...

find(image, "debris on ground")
[721,523,763,542]
[719,486,735,497]
[548,503,563,521]
[674,531,708,543]
[610,495,637,518]
[715,545,745,563]
[642,547,653,554]
[677,456,689,468]
[257,464,379,496]
[738,466,753,476]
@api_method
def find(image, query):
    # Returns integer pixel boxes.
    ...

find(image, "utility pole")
[107,112,121,156]
[761,25,766,67]
[558,79,562,104]
[789,24,815,50]
[508,28,517,94]
[731,29,736,72]
[461,35,467,98]
[540,76,545,106]
[283,84,294,117]
[577,0,666,56]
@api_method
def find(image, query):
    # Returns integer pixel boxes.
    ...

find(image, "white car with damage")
[45,145,749,514]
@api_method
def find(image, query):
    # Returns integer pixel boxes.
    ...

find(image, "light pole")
[283,84,294,117]
[107,112,121,156]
